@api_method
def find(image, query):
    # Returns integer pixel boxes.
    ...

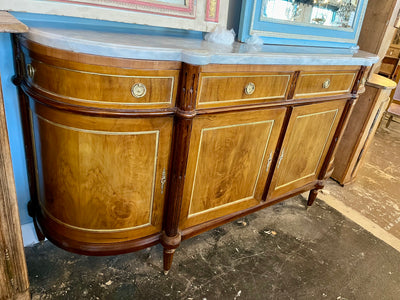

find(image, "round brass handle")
[244,82,256,95]
[27,64,35,79]
[322,79,331,89]
[131,83,147,98]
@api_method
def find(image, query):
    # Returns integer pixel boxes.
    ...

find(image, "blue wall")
[0,33,31,224]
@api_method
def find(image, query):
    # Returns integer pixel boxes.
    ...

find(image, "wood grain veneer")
[28,58,178,108]
[14,35,367,273]
[180,107,286,229]
[196,72,292,108]
[20,48,180,110]
[294,71,357,99]
[30,99,173,244]
[267,99,347,199]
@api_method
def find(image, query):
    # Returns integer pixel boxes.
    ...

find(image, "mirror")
[261,0,360,29]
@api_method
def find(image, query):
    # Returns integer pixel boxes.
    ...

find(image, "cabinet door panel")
[180,108,286,229]
[268,99,347,199]
[30,101,173,243]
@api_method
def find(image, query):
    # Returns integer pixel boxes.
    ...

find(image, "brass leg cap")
[164,270,169,275]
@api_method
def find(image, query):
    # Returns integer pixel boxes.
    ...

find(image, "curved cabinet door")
[267,99,347,200]
[180,107,286,229]
[30,100,173,247]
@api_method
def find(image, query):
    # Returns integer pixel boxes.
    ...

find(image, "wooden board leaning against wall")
[0,11,30,300]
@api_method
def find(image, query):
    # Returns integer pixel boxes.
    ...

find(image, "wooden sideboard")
[13,33,374,273]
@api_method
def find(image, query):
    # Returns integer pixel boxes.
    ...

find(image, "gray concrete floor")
[25,120,400,300]
[321,117,400,243]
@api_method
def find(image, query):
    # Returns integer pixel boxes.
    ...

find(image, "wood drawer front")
[294,71,357,99]
[197,72,292,108]
[386,47,400,58]
[27,59,178,109]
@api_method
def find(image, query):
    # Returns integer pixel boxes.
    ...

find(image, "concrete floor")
[314,117,400,259]
[25,120,400,300]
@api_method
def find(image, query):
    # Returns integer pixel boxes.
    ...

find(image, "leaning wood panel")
[0,75,30,299]
[331,86,378,183]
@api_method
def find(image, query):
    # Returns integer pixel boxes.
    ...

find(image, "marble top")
[22,21,379,66]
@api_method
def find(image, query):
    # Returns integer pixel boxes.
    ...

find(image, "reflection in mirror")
[261,0,360,29]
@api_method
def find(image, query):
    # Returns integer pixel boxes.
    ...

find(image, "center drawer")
[196,72,293,108]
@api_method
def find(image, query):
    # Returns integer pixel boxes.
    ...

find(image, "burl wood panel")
[26,58,179,109]
[30,100,173,243]
[268,99,347,199]
[180,108,286,229]
[197,72,292,108]
[294,71,357,99]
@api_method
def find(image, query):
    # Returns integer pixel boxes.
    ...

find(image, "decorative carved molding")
[205,0,219,22]
[48,0,196,18]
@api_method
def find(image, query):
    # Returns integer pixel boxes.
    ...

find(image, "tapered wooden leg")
[163,248,176,275]
[161,231,181,275]
[307,188,319,207]
[386,115,393,128]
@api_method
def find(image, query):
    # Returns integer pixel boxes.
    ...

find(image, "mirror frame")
[238,0,369,48]
[0,0,228,32]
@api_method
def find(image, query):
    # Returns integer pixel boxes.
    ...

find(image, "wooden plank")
[0,11,28,33]
[0,73,30,298]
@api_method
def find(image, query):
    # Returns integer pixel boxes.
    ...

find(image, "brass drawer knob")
[27,63,35,79]
[322,79,331,89]
[131,83,147,98]
[244,82,256,95]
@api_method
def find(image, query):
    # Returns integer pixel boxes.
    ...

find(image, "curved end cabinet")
[13,33,372,272]
[16,36,180,255]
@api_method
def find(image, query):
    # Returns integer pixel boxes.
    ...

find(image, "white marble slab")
[22,22,379,66]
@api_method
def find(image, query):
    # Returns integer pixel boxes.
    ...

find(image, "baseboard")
[21,222,43,246]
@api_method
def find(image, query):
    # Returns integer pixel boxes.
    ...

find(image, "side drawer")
[293,71,357,99]
[197,72,293,108]
[24,58,179,109]
[386,47,400,58]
